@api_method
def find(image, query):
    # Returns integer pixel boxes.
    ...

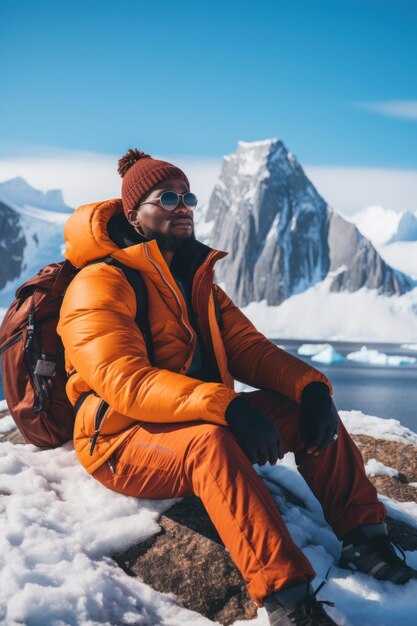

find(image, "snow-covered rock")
[365,458,399,478]
[327,210,411,296]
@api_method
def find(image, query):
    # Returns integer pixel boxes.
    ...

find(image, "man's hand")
[225,395,284,466]
[300,382,338,455]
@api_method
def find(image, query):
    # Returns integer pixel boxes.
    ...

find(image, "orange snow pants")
[92,389,386,607]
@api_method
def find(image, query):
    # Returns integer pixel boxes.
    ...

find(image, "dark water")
[1,339,416,432]
[273,339,417,433]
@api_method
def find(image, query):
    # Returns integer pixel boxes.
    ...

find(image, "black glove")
[299,382,338,449]
[225,395,284,466]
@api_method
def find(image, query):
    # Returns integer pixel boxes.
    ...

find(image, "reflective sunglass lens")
[160,191,179,210]
[183,192,198,210]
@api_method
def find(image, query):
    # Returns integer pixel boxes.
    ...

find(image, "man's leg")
[244,389,386,539]
[92,419,315,607]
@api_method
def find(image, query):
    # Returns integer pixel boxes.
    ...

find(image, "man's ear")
[127,209,139,227]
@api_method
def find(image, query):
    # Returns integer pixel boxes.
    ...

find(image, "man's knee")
[189,423,236,451]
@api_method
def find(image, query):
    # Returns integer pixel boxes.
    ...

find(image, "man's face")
[129,177,195,251]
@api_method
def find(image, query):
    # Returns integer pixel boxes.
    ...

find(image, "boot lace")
[288,580,335,626]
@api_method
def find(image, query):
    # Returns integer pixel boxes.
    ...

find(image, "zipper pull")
[89,430,100,456]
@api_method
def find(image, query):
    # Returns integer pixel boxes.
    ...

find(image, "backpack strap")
[85,257,156,366]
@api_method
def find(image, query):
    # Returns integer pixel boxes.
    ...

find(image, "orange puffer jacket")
[57,199,333,473]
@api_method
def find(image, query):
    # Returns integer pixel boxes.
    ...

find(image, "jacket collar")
[107,208,225,286]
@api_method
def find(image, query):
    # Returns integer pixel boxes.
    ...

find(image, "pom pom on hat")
[118,147,190,216]
[117,149,151,178]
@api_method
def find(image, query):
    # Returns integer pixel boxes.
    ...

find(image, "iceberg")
[311,345,346,364]
[347,345,417,366]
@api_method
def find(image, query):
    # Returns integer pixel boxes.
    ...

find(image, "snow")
[346,205,417,278]
[365,459,399,479]
[0,414,15,434]
[0,409,417,625]
[0,200,68,308]
[347,346,416,366]
[240,275,417,343]
[402,343,417,351]
[0,399,9,412]
[339,409,417,445]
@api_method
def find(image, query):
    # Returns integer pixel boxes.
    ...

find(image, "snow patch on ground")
[0,414,15,434]
[365,459,399,478]
[339,410,417,446]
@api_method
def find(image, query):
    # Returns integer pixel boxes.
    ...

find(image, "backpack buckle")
[34,354,56,377]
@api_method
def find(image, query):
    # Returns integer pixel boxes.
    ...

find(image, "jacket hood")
[64,198,126,268]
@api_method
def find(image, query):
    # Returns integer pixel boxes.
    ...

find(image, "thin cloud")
[304,166,417,215]
[0,147,222,209]
[353,100,417,121]
[0,146,416,216]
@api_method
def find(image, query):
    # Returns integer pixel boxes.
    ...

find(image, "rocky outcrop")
[206,139,414,306]
[0,201,26,290]
[328,210,413,295]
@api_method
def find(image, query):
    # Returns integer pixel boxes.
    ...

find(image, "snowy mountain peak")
[230,138,301,180]
[0,177,73,213]
[207,139,330,305]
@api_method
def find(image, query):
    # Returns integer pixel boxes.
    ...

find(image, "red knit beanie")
[117,148,190,216]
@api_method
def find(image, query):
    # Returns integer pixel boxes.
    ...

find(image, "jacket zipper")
[144,244,195,346]
[89,399,110,456]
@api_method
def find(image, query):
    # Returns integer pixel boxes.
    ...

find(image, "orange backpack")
[0,258,153,448]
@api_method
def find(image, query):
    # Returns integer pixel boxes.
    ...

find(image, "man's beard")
[149,230,196,253]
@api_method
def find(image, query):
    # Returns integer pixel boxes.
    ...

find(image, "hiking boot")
[264,582,339,625]
[339,526,417,584]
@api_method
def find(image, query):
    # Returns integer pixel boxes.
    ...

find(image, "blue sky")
[1,0,417,168]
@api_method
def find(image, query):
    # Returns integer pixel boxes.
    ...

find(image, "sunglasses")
[139,190,198,212]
